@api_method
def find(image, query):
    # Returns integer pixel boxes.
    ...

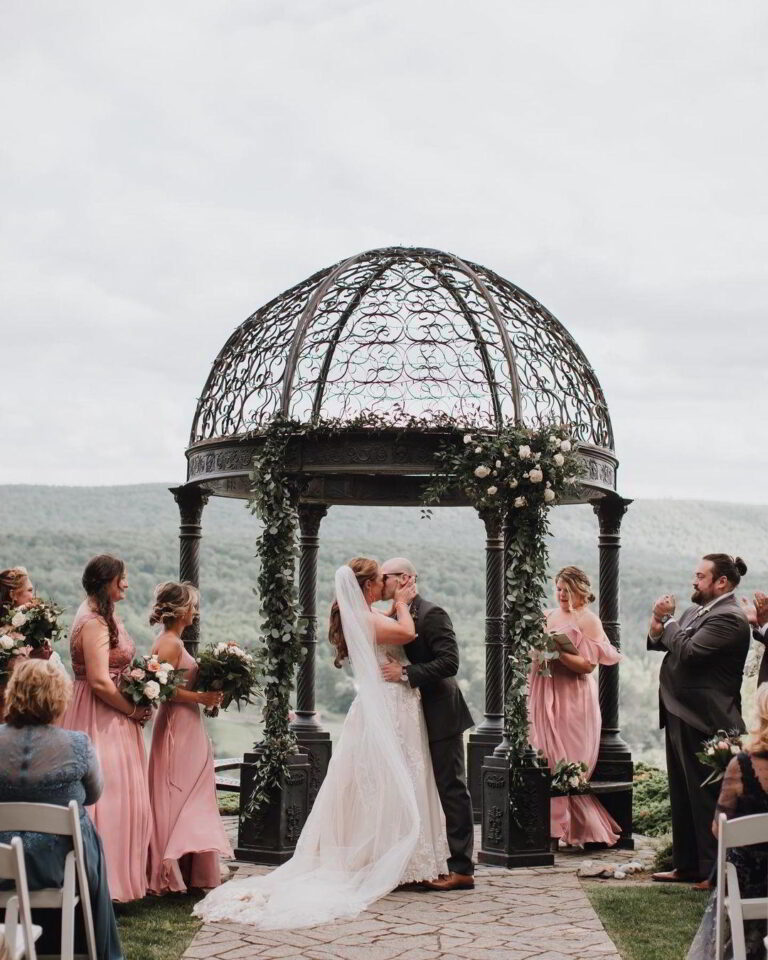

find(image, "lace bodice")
[375,643,408,667]
[70,600,136,679]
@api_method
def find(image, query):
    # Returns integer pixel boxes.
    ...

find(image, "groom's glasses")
[382,573,406,581]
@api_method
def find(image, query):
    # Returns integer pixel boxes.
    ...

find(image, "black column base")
[235,748,311,865]
[478,752,554,868]
[293,727,333,808]
[591,753,635,850]
[467,728,503,824]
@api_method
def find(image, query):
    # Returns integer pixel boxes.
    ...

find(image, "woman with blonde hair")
[147,581,231,893]
[528,565,622,847]
[687,682,768,959]
[0,659,123,959]
[194,557,449,929]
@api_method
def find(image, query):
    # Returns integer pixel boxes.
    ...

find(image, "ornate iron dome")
[190,247,614,450]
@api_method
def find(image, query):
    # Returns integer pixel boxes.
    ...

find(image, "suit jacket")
[647,593,750,734]
[402,594,475,743]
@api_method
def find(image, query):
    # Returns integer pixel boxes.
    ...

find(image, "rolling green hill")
[1,484,766,763]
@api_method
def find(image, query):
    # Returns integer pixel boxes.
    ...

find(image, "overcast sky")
[1,1,766,503]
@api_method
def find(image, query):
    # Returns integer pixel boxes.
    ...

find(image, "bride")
[193,557,449,929]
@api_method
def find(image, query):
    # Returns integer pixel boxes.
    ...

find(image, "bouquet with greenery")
[536,631,580,678]
[120,654,186,708]
[196,640,261,717]
[551,759,590,795]
[1,597,65,657]
[696,730,743,786]
[0,629,29,684]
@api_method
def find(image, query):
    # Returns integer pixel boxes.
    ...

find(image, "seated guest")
[687,682,768,960]
[528,565,622,846]
[0,659,123,960]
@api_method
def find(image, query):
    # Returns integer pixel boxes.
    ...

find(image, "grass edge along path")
[114,891,203,960]
[584,883,707,960]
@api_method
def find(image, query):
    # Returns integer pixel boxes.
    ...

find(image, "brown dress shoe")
[651,869,698,883]
[692,879,714,891]
[423,871,475,891]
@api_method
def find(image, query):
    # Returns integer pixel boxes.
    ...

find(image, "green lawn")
[114,893,203,960]
[585,884,707,960]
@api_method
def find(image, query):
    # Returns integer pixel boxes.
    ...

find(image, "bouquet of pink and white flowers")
[0,630,30,684]
[196,640,260,717]
[120,654,186,708]
[1,597,65,658]
[696,730,743,786]
[550,759,591,795]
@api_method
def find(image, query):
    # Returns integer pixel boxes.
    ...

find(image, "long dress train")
[528,606,621,845]
[193,566,449,930]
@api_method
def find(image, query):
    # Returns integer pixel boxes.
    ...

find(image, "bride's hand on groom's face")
[393,577,416,605]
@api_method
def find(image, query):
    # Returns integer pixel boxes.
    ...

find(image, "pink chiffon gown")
[59,601,151,901]
[147,646,232,893]
[528,606,622,846]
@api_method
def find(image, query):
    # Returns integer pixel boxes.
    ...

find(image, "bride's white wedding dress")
[193,566,449,930]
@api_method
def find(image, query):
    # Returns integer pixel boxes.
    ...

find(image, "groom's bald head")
[380,557,418,601]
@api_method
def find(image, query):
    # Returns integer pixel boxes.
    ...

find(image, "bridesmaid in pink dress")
[528,565,622,847]
[147,582,232,894]
[58,555,152,901]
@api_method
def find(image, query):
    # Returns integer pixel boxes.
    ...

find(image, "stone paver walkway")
[183,821,656,960]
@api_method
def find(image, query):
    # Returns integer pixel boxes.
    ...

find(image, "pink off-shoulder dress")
[528,606,622,846]
[58,601,151,901]
[147,645,232,893]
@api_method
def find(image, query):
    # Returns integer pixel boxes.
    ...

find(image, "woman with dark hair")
[147,581,230,894]
[58,555,152,902]
[528,565,622,847]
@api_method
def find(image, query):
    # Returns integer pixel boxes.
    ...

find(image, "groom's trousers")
[664,711,718,880]
[429,734,474,876]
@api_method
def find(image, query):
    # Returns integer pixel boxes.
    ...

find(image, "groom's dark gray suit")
[403,594,475,876]
[648,592,750,879]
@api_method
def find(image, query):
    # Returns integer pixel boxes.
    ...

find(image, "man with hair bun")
[648,553,751,888]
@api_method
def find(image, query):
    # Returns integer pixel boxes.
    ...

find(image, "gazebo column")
[291,503,332,807]
[169,484,209,656]
[467,508,505,822]
[591,493,634,848]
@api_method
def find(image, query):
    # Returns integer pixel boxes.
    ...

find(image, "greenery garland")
[246,414,583,812]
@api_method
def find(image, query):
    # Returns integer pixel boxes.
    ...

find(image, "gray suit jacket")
[402,595,475,743]
[647,593,750,734]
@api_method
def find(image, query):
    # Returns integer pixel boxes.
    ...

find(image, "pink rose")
[717,741,729,751]
[130,668,146,680]
[146,660,160,672]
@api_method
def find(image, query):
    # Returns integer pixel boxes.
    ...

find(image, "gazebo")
[172,246,633,859]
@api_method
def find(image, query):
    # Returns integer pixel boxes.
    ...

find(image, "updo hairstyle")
[703,554,748,586]
[0,567,29,611]
[82,555,124,648]
[555,565,596,609]
[328,557,379,668]
[149,581,199,628]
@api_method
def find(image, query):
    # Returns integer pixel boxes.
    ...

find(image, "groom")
[379,557,475,891]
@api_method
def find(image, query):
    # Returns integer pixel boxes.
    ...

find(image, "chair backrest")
[0,837,37,960]
[721,812,768,850]
[0,803,75,837]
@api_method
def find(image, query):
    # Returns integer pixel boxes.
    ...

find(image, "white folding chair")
[0,837,41,960]
[714,811,768,960]
[0,802,97,960]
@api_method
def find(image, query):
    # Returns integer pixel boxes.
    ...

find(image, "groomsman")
[741,591,768,685]
[647,553,750,888]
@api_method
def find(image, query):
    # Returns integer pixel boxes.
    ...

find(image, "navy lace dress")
[687,751,768,960]
[0,723,123,960]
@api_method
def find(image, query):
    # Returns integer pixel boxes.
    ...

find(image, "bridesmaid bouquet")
[550,759,590,795]
[1,597,65,658]
[696,730,743,786]
[196,640,260,717]
[0,629,30,683]
[536,631,580,678]
[121,654,186,708]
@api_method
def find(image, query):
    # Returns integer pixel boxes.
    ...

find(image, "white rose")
[474,465,491,478]
[143,681,161,700]
[560,439,572,452]
[508,478,518,488]
[518,445,531,459]
[553,453,565,467]
[474,446,482,454]
[11,612,27,628]
[514,496,527,508]
[706,746,715,756]
[495,460,502,469]
[487,486,498,496]
[549,435,559,448]
[532,451,541,461]
[463,434,473,444]
[0,636,15,650]
[156,672,169,685]
[529,467,544,483]
[544,488,556,503]
[731,745,740,755]
[569,776,580,788]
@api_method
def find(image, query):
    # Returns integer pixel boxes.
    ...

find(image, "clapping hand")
[755,592,768,628]
[740,596,758,626]
[649,593,675,639]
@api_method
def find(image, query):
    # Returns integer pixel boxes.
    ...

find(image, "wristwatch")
[400,666,409,683]
[659,613,674,626]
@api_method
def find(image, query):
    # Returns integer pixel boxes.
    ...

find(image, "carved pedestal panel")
[235,749,311,865]
[478,753,554,868]
[294,732,332,808]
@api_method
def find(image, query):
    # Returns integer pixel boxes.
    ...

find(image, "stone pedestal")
[235,749,311,865]
[478,751,554,868]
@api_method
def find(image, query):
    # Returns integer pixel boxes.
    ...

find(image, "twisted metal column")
[291,503,332,807]
[169,484,209,655]
[467,507,505,820]
[593,495,633,766]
